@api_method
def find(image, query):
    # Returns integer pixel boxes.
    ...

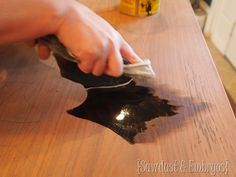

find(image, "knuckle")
[99,39,108,50]
[85,48,101,60]
[78,63,91,74]
[71,50,83,60]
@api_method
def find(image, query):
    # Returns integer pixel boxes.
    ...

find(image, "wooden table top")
[0,0,235,177]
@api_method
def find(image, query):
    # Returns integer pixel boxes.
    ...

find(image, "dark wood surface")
[0,0,235,176]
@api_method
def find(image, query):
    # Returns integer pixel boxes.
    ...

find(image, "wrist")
[44,0,72,35]
[54,1,90,36]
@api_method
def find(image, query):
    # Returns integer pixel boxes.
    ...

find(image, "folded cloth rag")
[123,59,156,78]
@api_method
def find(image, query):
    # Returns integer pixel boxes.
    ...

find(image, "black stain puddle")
[68,81,178,144]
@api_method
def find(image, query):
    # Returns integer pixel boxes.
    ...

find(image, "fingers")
[77,57,96,74]
[78,51,123,77]
[92,59,106,76]
[76,41,140,77]
[120,40,143,64]
[37,42,51,60]
[77,53,107,76]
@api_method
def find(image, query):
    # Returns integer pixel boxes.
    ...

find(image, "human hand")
[36,1,142,77]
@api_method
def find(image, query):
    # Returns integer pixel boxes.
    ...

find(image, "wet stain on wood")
[68,81,178,143]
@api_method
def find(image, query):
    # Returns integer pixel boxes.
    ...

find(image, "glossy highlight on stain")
[68,81,178,144]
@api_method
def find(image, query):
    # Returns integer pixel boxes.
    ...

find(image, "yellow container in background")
[120,0,160,16]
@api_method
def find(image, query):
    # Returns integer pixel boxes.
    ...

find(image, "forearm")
[0,0,68,45]
[0,0,142,77]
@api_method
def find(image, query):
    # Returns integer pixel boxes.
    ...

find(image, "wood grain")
[0,0,235,177]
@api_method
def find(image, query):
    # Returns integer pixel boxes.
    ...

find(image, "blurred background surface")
[191,0,236,115]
